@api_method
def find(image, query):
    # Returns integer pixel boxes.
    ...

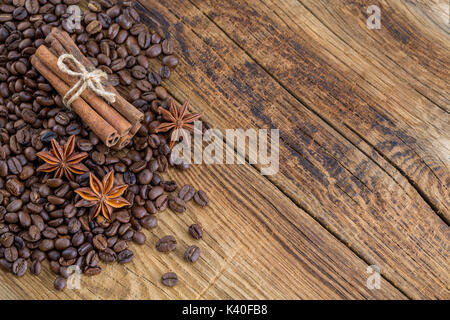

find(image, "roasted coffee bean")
[132,231,146,245]
[155,194,168,211]
[39,239,54,252]
[99,248,116,263]
[85,250,99,267]
[6,178,24,196]
[140,215,157,229]
[84,266,102,276]
[42,227,58,239]
[4,246,18,262]
[160,66,171,79]
[71,232,85,247]
[61,247,77,260]
[123,171,136,185]
[148,71,161,86]
[78,242,93,256]
[161,272,178,287]
[146,43,162,58]
[54,277,66,291]
[179,184,195,201]
[55,238,71,251]
[156,235,177,252]
[0,257,12,272]
[47,250,60,262]
[162,55,179,68]
[137,31,151,49]
[12,258,27,276]
[184,245,200,263]
[130,160,146,173]
[30,259,41,275]
[148,186,163,200]
[188,224,203,240]
[161,39,173,55]
[117,249,133,263]
[92,234,107,251]
[169,197,186,213]
[131,206,146,219]
[131,65,146,79]
[6,199,22,212]
[115,209,130,224]
[154,86,168,100]
[113,239,128,253]
[194,190,209,207]
[25,0,39,15]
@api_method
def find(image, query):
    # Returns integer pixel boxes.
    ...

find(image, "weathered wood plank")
[136,0,449,298]
[0,158,405,299]
[190,0,449,219]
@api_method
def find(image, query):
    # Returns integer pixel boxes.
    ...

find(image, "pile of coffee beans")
[0,0,209,291]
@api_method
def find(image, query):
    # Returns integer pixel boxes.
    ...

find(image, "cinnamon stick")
[35,46,131,136]
[112,133,133,151]
[30,55,120,147]
[35,45,132,136]
[48,28,144,125]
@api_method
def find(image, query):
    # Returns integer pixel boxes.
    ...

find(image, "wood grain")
[135,0,449,299]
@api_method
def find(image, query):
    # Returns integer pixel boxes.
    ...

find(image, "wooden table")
[1,0,448,299]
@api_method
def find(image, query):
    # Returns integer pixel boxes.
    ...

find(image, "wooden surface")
[1,0,449,299]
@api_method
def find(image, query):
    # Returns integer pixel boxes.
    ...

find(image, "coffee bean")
[169,197,186,213]
[179,184,195,201]
[6,178,24,196]
[30,260,41,275]
[156,235,176,252]
[140,215,157,229]
[92,234,107,251]
[138,31,151,49]
[161,272,178,287]
[117,249,133,263]
[55,238,71,251]
[155,194,168,211]
[86,20,102,34]
[6,199,22,212]
[194,190,209,207]
[4,246,18,262]
[132,231,146,245]
[12,258,27,276]
[161,39,173,55]
[162,55,179,68]
[146,43,162,58]
[184,245,200,263]
[188,224,203,240]
[148,186,163,200]
[54,277,66,291]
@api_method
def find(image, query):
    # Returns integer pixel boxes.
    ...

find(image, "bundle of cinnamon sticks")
[30,28,144,149]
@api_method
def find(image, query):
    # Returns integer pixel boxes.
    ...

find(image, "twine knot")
[57,54,116,108]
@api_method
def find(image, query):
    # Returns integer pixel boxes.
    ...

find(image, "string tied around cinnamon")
[56,54,116,108]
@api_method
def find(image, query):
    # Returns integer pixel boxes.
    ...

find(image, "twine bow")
[57,54,116,108]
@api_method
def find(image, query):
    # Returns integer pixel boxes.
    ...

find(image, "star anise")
[36,135,89,181]
[155,99,203,149]
[75,171,130,221]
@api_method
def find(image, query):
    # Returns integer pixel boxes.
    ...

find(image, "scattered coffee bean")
[188,224,203,240]
[184,245,200,263]
[161,272,178,287]
[156,235,177,252]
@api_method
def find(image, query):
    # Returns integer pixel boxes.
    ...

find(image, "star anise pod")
[155,99,203,149]
[75,171,130,221]
[36,135,89,181]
